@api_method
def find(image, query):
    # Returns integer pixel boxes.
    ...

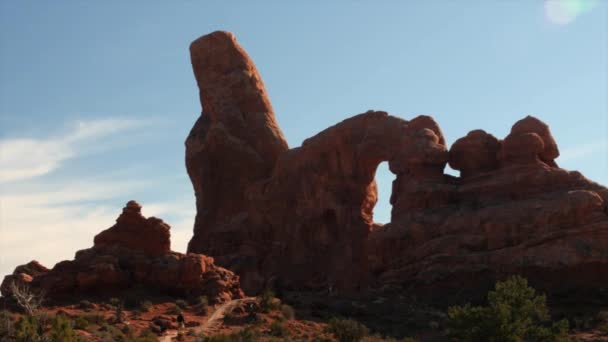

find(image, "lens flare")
[544,0,597,25]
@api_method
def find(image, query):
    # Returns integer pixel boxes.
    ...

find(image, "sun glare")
[544,0,597,25]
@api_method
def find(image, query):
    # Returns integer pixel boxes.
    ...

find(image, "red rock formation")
[186,31,289,257]
[449,130,500,178]
[93,200,170,256]
[0,261,46,296]
[185,31,608,300]
[1,201,243,303]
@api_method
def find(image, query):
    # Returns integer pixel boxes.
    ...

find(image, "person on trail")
[177,313,185,331]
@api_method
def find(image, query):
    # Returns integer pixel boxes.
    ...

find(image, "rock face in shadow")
[1,201,243,303]
[185,31,608,300]
[186,31,289,258]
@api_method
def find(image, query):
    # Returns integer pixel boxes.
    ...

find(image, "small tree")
[109,298,124,323]
[259,290,279,313]
[14,315,42,342]
[326,317,369,342]
[49,315,76,342]
[446,275,569,342]
[9,281,45,316]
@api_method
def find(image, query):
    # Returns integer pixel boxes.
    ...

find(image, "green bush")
[49,314,77,342]
[73,315,89,330]
[281,304,295,320]
[139,300,153,313]
[197,327,260,342]
[82,312,106,325]
[362,336,416,342]
[190,295,208,306]
[269,320,289,337]
[14,315,42,342]
[260,290,280,313]
[0,310,14,340]
[167,305,182,315]
[446,275,569,342]
[109,298,124,323]
[93,322,153,341]
[137,329,160,342]
[78,300,95,311]
[326,317,369,342]
[193,296,209,315]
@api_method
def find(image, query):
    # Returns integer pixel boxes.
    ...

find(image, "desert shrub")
[362,336,416,342]
[109,298,125,323]
[14,315,41,342]
[446,275,569,342]
[78,300,95,311]
[192,296,209,315]
[197,327,259,342]
[73,315,89,330]
[269,320,289,337]
[312,337,334,342]
[139,300,153,313]
[49,314,77,341]
[260,290,280,313]
[136,329,159,342]
[197,335,232,342]
[175,299,188,310]
[326,317,369,342]
[281,304,295,320]
[167,305,182,315]
[0,310,14,340]
[93,322,151,341]
[82,312,105,325]
[190,295,208,306]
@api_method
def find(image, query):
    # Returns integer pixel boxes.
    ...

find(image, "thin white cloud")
[0,118,155,283]
[0,181,132,280]
[0,187,195,279]
[558,140,608,162]
[0,119,142,183]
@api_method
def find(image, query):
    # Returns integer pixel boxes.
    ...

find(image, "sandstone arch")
[186,31,608,299]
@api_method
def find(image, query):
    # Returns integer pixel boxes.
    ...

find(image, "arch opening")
[372,161,393,225]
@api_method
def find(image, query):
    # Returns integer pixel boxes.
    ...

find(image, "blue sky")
[0,1,606,278]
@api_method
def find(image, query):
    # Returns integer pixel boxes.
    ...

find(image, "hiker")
[177,313,185,331]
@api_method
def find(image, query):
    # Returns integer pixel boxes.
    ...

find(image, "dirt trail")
[159,297,251,341]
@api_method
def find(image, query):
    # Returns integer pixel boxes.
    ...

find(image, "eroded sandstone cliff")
[186,31,608,299]
[2,201,243,303]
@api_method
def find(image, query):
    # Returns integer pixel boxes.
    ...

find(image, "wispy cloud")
[0,181,133,279]
[0,118,165,279]
[0,119,142,182]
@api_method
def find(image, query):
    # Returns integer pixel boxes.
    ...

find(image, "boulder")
[449,130,500,178]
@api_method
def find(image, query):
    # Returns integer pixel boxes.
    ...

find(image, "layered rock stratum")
[1,201,243,303]
[186,31,608,299]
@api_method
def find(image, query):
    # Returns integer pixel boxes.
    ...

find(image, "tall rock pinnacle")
[186,31,288,255]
